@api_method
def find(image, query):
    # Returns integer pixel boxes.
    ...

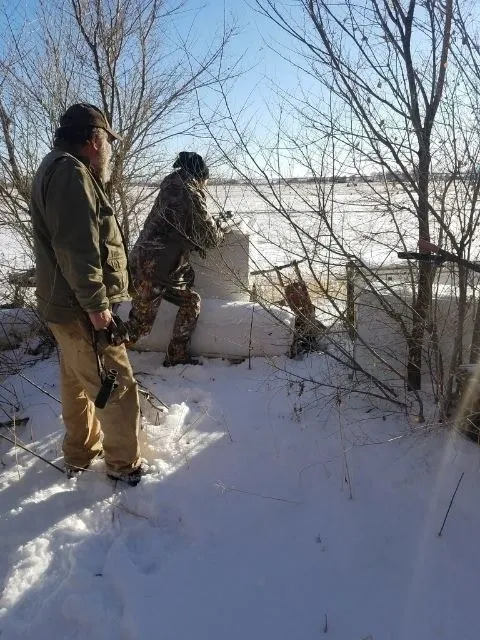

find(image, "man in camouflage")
[128,152,224,366]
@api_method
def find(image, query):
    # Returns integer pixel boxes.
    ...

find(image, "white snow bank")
[121,298,294,358]
[1,354,480,640]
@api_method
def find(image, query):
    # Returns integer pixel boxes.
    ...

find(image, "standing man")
[127,152,224,366]
[30,103,143,485]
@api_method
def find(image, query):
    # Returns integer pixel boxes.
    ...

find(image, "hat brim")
[102,125,122,142]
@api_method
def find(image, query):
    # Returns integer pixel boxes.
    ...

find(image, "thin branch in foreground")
[104,496,150,521]
[337,393,353,499]
[437,471,465,537]
[0,431,65,473]
[18,373,60,403]
[214,480,302,505]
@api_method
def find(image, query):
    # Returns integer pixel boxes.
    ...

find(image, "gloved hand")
[93,314,130,348]
[217,222,232,234]
[216,211,235,234]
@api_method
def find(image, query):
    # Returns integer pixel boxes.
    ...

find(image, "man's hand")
[418,238,440,253]
[88,309,112,331]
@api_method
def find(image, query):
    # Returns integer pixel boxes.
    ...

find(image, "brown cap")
[59,103,122,141]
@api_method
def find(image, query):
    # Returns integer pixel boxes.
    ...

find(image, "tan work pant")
[49,318,141,474]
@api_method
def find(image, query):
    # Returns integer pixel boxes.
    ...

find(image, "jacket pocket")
[105,252,127,271]
[99,202,114,217]
[104,248,128,297]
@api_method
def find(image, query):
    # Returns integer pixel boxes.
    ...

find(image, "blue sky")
[3,0,473,178]
[175,0,301,102]
[0,0,313,176]
[170,0,309,173]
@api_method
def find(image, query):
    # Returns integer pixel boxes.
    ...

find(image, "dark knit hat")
[173,152,209,179]
[59,103,122,140]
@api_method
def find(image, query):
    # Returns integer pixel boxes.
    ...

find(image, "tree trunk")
[407,149,432,390]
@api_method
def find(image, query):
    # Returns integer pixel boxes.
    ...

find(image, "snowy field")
[205,180,421,271]
[0,179,468,304]
[0,180,408,271]
[1,179,473,272]
[1,350,480,639]
[0,181,401,310]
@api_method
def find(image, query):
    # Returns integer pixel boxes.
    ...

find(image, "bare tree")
[0,0,238,254]
[249,0,455,392]
[193,0,480,420]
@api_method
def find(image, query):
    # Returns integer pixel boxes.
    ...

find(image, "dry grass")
[252,270,347,309]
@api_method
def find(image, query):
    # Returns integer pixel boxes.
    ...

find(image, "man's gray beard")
[99,162,112,185]
[97,144,113,185]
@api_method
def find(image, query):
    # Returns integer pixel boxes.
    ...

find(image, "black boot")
[163,339,201,367]
[107,465,145,486]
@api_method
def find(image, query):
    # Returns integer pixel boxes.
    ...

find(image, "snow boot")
[163,354,201,367]
[163,339,201,367]
[107,465,145,487]
[65,449,104,479]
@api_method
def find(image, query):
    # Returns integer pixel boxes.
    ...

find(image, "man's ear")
[88,136,101,152]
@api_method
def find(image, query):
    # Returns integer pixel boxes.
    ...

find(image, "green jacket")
[30,148,131,323]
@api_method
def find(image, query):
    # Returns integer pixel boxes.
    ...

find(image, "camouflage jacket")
[130,169,223,289]
[30,148,131,323]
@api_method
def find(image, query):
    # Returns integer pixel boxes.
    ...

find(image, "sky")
[0,0,312,176]
[3,0,480,180]
[168,0,313,176]
[174,1,301,111]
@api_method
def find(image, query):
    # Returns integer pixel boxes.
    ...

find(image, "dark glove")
[215,210,234,232]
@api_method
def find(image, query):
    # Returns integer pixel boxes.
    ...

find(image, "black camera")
[94,369,119,409]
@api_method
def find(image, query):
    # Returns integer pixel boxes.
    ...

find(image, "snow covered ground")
[1,349,480,639]
[0,178,479,639]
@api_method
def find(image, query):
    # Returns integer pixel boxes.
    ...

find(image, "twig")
[0,432,65,473]
[11,416,21,480]
[104,497,150,520]
[178,407,208,441]
[18,373,60,403]
[221,412,234,442]
[214,481,302,505]
[137,382,169,410]
[248,304,255,370]
[0,416,29,428]
[337,394,353,499]
[438,471,464,537]
[250,257,307,276]
[115,502,150,520]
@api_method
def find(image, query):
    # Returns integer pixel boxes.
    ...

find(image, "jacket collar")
[53,142,93,171]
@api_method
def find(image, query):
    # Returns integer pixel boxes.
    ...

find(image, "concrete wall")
[121,228,295,358]
[189,229,251,302]
[124,298,294,358]
[353,281,476,384]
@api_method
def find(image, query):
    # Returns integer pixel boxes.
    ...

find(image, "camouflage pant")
[128,277,201,361]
